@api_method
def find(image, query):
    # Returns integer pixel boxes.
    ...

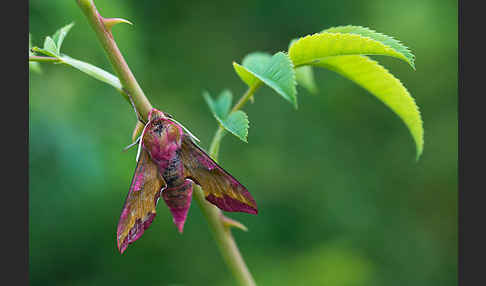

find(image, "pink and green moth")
[116,108,258,253]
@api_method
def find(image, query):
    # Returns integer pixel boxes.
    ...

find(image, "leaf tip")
[414,139,424,162]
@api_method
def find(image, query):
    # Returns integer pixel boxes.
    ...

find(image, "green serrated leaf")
[289,32,411,68]
[295,66,318,94]
[203,91,249,142]
[234,52,298,108]
[43,36,58,56]
[222,111,249,142]
[313,55,423,159]
[203,89,233,121]
[242,52,273,72]
[52,22,75,55]
[322,25,415,69]
[288,39,318,94]
[233,62,260,88]
[233,52,272,87]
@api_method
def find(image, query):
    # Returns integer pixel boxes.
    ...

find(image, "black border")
[5,0,28,284]
[459,0,482,285]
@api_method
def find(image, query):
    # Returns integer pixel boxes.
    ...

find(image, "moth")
[116,108,258,253]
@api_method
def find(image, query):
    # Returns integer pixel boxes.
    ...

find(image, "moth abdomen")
[162,179,193,233]
[162,154,185,187]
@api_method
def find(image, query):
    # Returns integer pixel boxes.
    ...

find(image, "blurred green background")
[29,0,457,285]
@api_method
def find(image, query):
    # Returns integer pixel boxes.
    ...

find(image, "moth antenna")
[136,137,143,162]
[123,136,141,152]
[167,118,200,143]
[136,123,149,162]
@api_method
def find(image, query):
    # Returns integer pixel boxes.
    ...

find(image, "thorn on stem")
[103,17,133,32]
[221,214,248,232]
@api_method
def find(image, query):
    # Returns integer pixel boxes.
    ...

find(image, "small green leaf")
[43,36,58,56]
[203,89,233,122]
[233,52,298,108]
[289,32,411,68]
[52,22,75,55]
[233,62,260,88]
[223,111,249,142]
[313,55,423,159]
[241,52,273,73]
[322,25,415,69]
[233,52,272,88]
[295,66,318,94]
[31,47,55,57]
[203,91,249,142]
[60,55,123,93]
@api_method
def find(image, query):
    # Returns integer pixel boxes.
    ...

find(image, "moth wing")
[180,135,257,214]
[117,148,166,253]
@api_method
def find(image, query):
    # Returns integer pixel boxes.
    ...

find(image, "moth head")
[142,115,183,153]
[147,108,167,122]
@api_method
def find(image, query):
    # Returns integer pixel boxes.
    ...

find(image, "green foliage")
[288,39,318,94]
[288,32,411,68]
[203,89,233,121]
[233,52,298,108]
[210,26,423,158]
[285,26,422,158]
[52,22,75,55]
[42,37,58,57]
[203,90,249,142]
[34,22,75,57]
[323,25,415,69]
[30,21,423,159]
[30,23,125,98]
[314,55,423,158]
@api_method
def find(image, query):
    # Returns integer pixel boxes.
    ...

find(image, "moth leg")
[126,90,147,125]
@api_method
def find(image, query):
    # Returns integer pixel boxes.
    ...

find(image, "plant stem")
[76,0,152,122]
[75,1,260,285]
[209,83,261,160]
[29,56,62,63]
[193,84,261,286]
[231,83,261,113]
[193,187,256,286]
